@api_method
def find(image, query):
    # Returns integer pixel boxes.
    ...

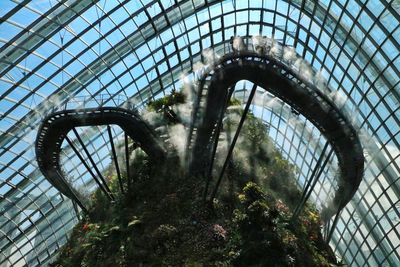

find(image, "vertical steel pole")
[203,85,236,201]
[107,125,124,194]
[124,132,131,190]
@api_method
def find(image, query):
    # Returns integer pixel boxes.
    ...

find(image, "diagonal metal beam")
[66,136,112,202]
[0,0,99,76]
[72,128,114,199]
[209,83,257,201]
[292,142,330,219]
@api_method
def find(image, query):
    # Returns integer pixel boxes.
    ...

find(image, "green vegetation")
[51,95,340,267]
[147,90,185,112]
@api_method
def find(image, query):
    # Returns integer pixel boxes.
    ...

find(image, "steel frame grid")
[0,0,399,266]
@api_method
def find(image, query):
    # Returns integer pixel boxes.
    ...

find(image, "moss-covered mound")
[51,94,341,267]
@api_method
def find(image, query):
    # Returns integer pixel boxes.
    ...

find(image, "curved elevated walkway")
[35,107,166,210]
[189,51,364,219]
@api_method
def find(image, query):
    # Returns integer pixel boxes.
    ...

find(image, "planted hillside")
[51,93,341,267]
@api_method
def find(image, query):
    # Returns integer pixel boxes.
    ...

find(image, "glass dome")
[0,1,399,266]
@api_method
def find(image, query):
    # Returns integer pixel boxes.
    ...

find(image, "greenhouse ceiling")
[0,0,399,266]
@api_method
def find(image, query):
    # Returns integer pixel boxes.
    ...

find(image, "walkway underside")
[35,107,166,210]
[189,51,364,220]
